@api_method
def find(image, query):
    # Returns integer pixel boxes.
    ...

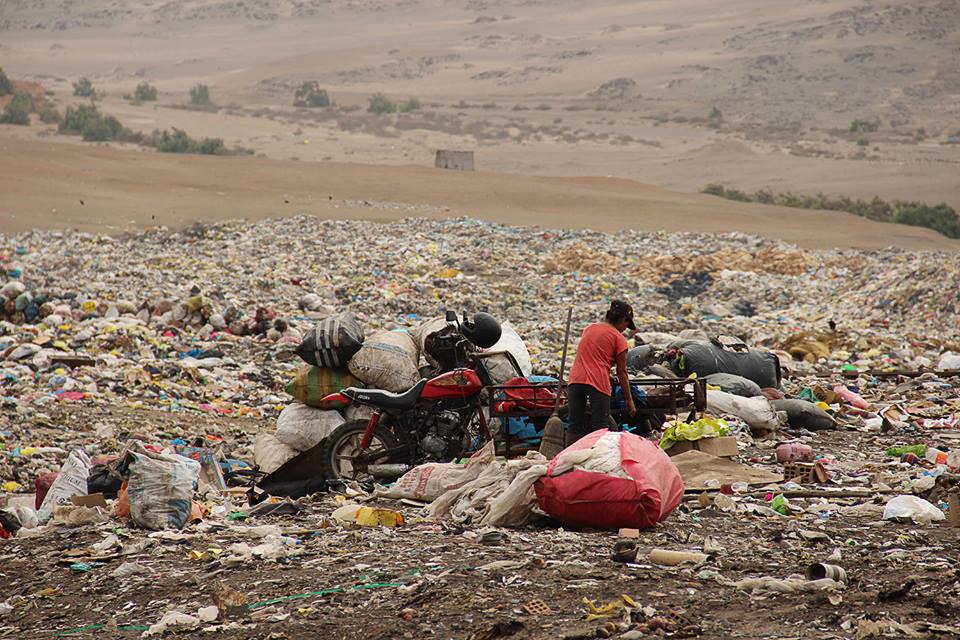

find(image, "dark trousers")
[567,383,611,443]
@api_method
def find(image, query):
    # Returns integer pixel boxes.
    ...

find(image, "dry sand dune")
[1,134,954,251]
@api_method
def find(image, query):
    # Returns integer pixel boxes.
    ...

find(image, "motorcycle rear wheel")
[321,420,400,481]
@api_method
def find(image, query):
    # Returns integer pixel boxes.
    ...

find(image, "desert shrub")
[81,114,124,141]
[73,77,97,97]
[149,128,228,155]
[856,137,868,146]
[133,82,158,102]
[893,202,960,239]
[709,106,723,121]
[850,118,878,133]
[1,92,33,125]
[59,104,102,135]
[397,97,421,113]
[702,183,960,238]
[189,84,211,106]
[59,104,140,142]
[294,81,330,108]
[38,106,61,124]
[368,93,397,115]
[0,68,13,96]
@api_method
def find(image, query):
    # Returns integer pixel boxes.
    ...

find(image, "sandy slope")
[1,133,954,251]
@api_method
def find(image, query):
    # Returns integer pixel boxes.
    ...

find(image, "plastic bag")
[771,399,837,431]
[483,322,533,384]
[348,330,421,392]
[427,452,548,527]
[882,495,945,525]
[254,432,300,475]
[126,443,201,530]
[704,373,762,398]
[707,389,784,432]
[275,402,345,452]
[296,311,364,368]
[659,417,731,450]
[535,430,684,530]
[37,449,90,524]
[667,339,780,389]
[626,345,657,372]
[284,366,362,409]
[376,441,496,502]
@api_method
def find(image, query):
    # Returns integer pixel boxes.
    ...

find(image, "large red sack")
[35,472,59,510]
[534,430,684,530]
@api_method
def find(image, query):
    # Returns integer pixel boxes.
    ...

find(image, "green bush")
[0,68,13,97]
[1,92,33,125]
[81,114,124,141]
[849,118,878,133]
[397,97,421,113]
[150,128,227,155]
[59,104,140,142]
[73,77,97,98]
[38,106,61,124]
[368,93,396,115]
[133,82,158,102]
[893,202,960,239]
[59,104,102,135]
[855,137,868,146]
[189,84,211,106]
[294,81,330,108]
[701,183,960,238]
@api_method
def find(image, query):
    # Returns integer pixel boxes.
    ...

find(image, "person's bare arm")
[615,350,636,416]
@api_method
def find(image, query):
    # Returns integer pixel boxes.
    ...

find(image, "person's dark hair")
[605,299,637,330]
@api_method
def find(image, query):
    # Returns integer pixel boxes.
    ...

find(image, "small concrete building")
[435,150,474,171]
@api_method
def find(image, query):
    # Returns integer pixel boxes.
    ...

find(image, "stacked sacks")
[261,312,424,475]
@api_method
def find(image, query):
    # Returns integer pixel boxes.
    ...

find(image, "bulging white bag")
[275,402,345,452]
[348,330,421,392]
[126,443,201,530]
[707,389,784,432]
[37,449,91,524]
[484,322,532,384]
[254,432,299,475]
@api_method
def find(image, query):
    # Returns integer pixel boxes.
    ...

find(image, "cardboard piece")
[70,493,108,509]
[670,450,782,490]
[666,436,739,458]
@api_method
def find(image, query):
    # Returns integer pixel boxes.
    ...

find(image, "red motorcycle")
[319,311,516,481]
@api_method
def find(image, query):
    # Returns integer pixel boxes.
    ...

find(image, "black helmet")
[461,312,502,349]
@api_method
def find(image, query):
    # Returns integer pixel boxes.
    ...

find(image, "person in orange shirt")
[566,300,637,443]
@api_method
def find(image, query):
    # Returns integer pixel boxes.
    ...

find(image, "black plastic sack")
[667,339,781,389]
[704,373,762,398]
[771,399,837,431]
[626,345,657,373]
[296,311,364,368]
[87,463,124,498]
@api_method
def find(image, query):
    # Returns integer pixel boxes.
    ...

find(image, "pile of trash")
[3,216,960,637]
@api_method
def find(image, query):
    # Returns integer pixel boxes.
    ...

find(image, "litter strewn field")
[2,217,960,638]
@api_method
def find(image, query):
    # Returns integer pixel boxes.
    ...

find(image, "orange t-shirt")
[568,322,629,395]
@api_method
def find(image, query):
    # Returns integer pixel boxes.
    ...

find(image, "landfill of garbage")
[2,216,960,638]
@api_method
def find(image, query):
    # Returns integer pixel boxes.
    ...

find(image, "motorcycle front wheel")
[321,420,400,481]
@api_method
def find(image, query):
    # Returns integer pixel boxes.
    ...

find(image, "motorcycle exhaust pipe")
[366,463,412,478]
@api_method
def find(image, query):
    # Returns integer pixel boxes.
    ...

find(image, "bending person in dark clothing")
[566,300,637,443]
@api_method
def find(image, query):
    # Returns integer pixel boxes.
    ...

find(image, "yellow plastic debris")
[2,481,22,492]
[582,594,639,621]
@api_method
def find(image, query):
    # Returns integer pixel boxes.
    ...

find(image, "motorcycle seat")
[343,379,428,410]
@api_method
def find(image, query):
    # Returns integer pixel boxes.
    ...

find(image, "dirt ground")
[2,405,959,639]
[1,133,955,252]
